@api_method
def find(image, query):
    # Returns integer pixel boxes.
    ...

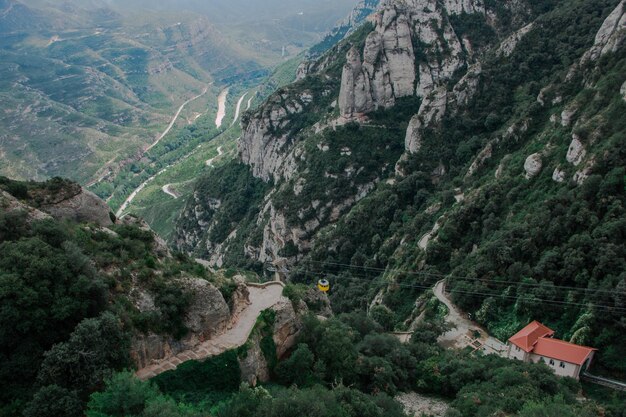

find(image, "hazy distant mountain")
[0,0,359,182]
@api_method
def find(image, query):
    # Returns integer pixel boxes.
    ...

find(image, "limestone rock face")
[295,61,312,81]
[524,153,543,179]
[451,63,482,108]
[338,46,376,118]
[552,167,566,183]
[566,135,586,166]
[272,299,302,358]
[581,0,625,64]
[41,188,113,227]
[130,278,230,369]
[339,0,476,120]
[621,80,626,101]
[238,332,270,386]
[405,86,448,153]
[238,91,313,182]
[180,278,230,338]
[497,23,534,57]
[560,105,577,127]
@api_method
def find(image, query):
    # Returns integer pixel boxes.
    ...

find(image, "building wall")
[507,343,528,361]
[529,354,581,379]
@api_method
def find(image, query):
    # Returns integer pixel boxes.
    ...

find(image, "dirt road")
[161,184,179,199]
[146,85,211,153]
[434,280,507,355]
[206,146,224,167]
[231,92,248,127]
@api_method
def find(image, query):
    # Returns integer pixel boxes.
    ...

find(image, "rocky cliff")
[174,0,626,322]
[338,0,477,120]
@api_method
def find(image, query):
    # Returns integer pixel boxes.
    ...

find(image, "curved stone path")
[135,282,285,380]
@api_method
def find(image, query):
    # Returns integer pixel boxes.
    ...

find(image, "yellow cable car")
[317,279,330,293]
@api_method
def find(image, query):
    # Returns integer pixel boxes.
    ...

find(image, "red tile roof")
[509,320,555,352]
[533,338,597,365]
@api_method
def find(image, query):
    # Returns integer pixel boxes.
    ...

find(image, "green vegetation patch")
[153,351,241,404]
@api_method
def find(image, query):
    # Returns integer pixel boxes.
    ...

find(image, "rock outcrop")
[38,187,113,227]
[272,299,302,358]
[180,278,231,339]
[552,167,566,183]
[580,0,625,64]
[566,134,586,166]
[130,278,231,369]
[621,80,626,101]
[238,90,313,182]
[0,190,51,222]
[497,23,534,57]
[238,332,270,386]
[524,153,543,179]
[405,86,448,153]
[338,0,477,120]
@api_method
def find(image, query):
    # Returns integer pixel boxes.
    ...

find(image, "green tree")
[37,313,130,396]
[23,385,83,417]
[275,344,316,387]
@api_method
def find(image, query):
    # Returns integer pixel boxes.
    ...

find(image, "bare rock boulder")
[179,277,231,339]
[524,153,543,179]
[41,188,113,227]
[552,167,566,183]
[566,134,586,166]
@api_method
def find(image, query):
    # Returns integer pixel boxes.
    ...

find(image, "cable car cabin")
[317,279,330,293]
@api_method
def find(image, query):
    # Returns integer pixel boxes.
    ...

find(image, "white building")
[507,320,596,380]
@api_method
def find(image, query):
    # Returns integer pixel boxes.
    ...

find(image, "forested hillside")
[0,177,233,416]
[175,0,626,378]
[2,0,626,416]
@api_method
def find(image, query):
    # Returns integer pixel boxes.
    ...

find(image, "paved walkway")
[135,283,284,380]
[434,280,507,355]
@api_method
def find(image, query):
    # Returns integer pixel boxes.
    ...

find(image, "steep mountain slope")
[174,0,626,375]
[0,176,306,416]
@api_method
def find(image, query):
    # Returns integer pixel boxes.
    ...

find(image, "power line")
[293,266,626,313]
[301,260,626,296]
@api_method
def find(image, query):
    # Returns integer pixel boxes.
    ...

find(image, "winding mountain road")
[145,85,211,153]
[161,184,180,199]
[135,282,285,380]
[231,92,248,126]
[206,146,224,167]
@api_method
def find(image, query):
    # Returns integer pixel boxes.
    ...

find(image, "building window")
[560,362,565,368]
[516,346,520,352]
[549,359,555,366]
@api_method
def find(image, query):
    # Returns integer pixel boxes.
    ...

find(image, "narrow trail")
[115,167,168,217]
[246,95,254,110]
[418,217,443,250]
[136,282,285,380]
[433,280,507,355]
[206,146,224,167]
[215,88,229,128]
[146,84,211,153]
[161,184,179,199]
